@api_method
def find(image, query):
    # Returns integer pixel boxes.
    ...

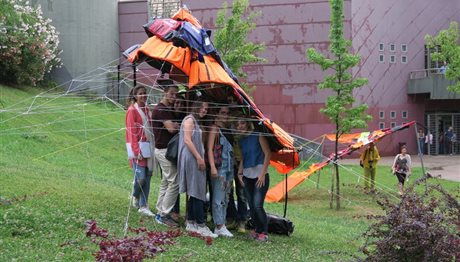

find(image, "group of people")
[418,127,456,155]
[125,84,271,241]
[360,143,412,196]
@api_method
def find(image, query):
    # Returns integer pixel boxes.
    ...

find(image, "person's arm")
[375,148,381,162]
[207,125,219,178]
[237,159,244,186]
[164,120,180,134]
[392,154,399,173]
[126,108,142,159]
[256,135,272,188]
[183,117,205,171]
[407,155,412,175]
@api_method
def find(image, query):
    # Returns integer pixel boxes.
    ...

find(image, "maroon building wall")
[119,0,460,156]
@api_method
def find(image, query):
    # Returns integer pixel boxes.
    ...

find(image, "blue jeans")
[211,170,233,225]
[187,196,205,225]
[244,174,269,234]
[132,162,152,208]
[227,164,248,222]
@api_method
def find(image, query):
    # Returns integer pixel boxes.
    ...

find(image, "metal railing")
[409,68,444,79]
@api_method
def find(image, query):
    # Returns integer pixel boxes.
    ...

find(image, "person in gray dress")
[178,100,217,238]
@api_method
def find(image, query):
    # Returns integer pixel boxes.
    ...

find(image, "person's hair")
[237,119,255,132]
[164,84,178,93]
[126,85,146,106]
[189,99,206,114]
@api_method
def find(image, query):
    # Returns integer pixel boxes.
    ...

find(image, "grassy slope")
[0,85,458,261]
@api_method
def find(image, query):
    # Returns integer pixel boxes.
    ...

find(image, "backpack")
[177,22,216,55]
[143,18,182,40]
[247,213,295,236]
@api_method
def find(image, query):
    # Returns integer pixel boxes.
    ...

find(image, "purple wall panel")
[119,13,149,33]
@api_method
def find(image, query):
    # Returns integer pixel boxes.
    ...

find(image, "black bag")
[267,213,294,236]
[165,133,179,164]
[247,213,294,236]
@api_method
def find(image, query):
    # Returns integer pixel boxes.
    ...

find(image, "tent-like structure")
[124,7,300,173]
[265,121,416,202]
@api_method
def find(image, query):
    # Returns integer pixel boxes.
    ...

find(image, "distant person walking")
[125,85,155,217]
[359,142,380,192]
[445,126,455,155]
[392,145,412,196]
[417,129,425,155]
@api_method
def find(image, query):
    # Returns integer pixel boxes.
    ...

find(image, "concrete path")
[340,155,460,182]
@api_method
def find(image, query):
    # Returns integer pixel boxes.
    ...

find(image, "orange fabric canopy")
[130,36,192,76]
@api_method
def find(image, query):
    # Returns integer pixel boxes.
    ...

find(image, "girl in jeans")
[237,120,271,241]
[208,106,234,237]
[125,85,155,217]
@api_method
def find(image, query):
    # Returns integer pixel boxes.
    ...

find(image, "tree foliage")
[306,0,371,209]
[361,175,460,261]
[213,0,266,94]
[425,21,460,93]
[0,0,61,86]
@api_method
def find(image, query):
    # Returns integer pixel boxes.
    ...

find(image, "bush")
[361,174,460,262]
[0,0,61,86]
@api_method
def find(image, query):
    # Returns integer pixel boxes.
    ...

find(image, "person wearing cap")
[360,142,381,192]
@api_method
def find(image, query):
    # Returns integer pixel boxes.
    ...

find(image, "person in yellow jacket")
[359,142,380,192]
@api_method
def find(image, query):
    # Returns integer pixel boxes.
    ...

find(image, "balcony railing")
[408,68,459,100]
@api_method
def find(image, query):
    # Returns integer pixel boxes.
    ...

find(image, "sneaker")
[185,221,198,233]
[155,214,163,225]
[138,207,155,217]
[256,233,268,242]
[249,230,258,239]
[226,220,237,230]
[237,222,246,233]
[196,224,218,238]
[161,216,179,228]
[131,196,139,209]
[214,225,234,237]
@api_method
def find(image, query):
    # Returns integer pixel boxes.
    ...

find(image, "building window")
[379,54,385,63]
[379,122,385,129]
[379,43,384,51]
[401,55,408,64]
[389,43,395,52]
[391,122,397,128]
[390,55,396,63]
[390,111,396,119]
[402,111,408,118]
[401,44,407,52]
[379,111,385,119]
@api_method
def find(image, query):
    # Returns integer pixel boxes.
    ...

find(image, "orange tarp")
[189,55,239,90]
[131,36,192,75]
[265,162,328,203]
[270,149,300,174]
[172,8,202,28]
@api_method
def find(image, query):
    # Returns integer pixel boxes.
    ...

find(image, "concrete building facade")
[32,0,119,83]
[118,0,460,155]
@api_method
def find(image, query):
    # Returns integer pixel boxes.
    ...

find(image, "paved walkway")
[340,155,460,182]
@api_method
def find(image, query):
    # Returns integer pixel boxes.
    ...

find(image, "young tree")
[306,0,371,209]
[425,21,460,93]
[213,0,266,94]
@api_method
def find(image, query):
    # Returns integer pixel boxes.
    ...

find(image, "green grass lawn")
[1,85,458,261]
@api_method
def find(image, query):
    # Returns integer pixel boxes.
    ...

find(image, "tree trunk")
[335,117,341,210]
[329,165,334,209]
